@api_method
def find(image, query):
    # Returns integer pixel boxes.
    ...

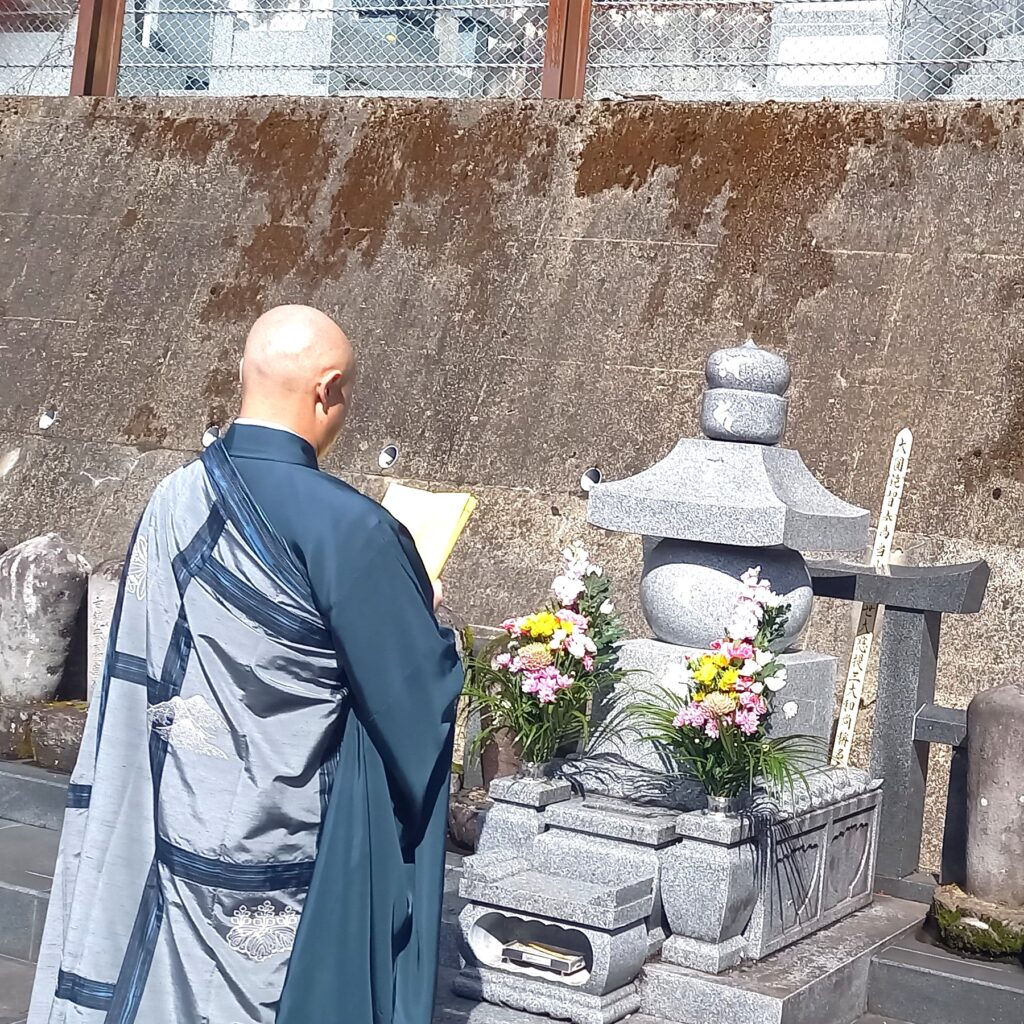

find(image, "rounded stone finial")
[700,340,791,445]
[705,339,791,395]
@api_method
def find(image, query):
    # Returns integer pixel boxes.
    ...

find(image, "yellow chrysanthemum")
[719,668,740,690]
[522,612,559,638]
[693,659,719,685]
[713,654,730,669]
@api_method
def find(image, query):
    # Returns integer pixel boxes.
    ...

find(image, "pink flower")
[521,665,574,705]
[674,702,707,729]
[557,609,590,631]
[734,709,761,736]
[734,676,753,692]
[709,639,723,652]
[501,618,519,634]
[725,641,755,661]
[739,692,767,715]
[491,653,513,670]
[704,718,720,739]
[583,654,594,672]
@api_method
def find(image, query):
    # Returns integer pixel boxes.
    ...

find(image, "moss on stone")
[932,885,1024,960]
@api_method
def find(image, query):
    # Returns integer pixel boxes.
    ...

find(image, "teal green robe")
[225,424,463,1024]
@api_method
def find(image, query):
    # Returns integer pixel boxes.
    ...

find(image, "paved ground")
[0,953,32,1024]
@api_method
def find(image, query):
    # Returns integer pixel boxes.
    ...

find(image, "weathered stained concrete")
[0,97,1021,866]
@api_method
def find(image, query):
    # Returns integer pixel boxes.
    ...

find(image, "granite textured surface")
[809,560,990,614]
[639,540,813,649]
[965,682,1024,906]
[476,801,557,857]
[642,896,925,1024]
[663,779,883,969]
[587,439,869,553]
[705,341,791,396]
[0,534,89,703]
[454,963,641,1024]
[699,388,788,445]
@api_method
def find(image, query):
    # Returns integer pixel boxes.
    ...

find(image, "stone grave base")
[444,898,924,1024]
[641,897,923,1024]
[453,965,640,1024]
[869,927,1024,1024]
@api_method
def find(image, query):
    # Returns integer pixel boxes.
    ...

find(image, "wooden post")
[70,0,127,96]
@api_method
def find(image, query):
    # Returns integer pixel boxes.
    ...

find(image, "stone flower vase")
[479,726,523,789]
[660,809,758,973]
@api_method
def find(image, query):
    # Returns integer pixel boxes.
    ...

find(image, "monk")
[28,305,464,1024]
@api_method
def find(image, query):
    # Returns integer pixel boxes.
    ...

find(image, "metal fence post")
[560,0,592,98]
[70,0,126,96]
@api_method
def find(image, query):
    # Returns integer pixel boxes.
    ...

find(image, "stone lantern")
[585,340,870,787]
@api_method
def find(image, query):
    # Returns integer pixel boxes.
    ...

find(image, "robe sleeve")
[310,515,463,845]
[278,512,464,1024]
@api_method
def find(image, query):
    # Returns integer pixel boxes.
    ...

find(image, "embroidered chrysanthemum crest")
[226,900,300,963]
[147,694,229,759]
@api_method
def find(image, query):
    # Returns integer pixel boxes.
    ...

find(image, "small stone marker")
[0,534,90,702]
[933,681,1024,957]
[87,560,123,702]
[966,682,1024,906]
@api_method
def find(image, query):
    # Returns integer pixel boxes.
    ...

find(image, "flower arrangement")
[464,541,624,768]
[631,567,822,802]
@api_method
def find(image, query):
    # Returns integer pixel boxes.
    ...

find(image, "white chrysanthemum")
[552,574,586,605]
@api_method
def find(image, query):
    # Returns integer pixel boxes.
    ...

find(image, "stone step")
[855,1016,914,1024]
[0,820,58,962]
[867,931,1024,1024]
[0,953,34,1024]
[640,896,926,1024]
[0,761,67,830]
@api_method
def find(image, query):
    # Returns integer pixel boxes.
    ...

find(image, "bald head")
[238,305,355,457]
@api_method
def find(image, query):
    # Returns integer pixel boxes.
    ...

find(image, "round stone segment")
[640,540,812,649]
[700,388,788,445]
[705,339,791,395]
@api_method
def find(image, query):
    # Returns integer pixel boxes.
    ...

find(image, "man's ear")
[319,369,346,409]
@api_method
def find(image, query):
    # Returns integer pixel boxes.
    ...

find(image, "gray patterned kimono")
[29,442,350,1024]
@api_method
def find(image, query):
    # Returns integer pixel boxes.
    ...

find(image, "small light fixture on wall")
[378,444,399,470]
[580,467,602,493]
[202,425,220,448]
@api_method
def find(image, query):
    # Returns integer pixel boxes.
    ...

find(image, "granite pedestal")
[662,772,883,973]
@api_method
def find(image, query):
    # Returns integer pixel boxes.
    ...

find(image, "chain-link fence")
[116,0,547,96]
[586,0,1024,101]
[0,0,79,94]
[5,0,1024,101]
